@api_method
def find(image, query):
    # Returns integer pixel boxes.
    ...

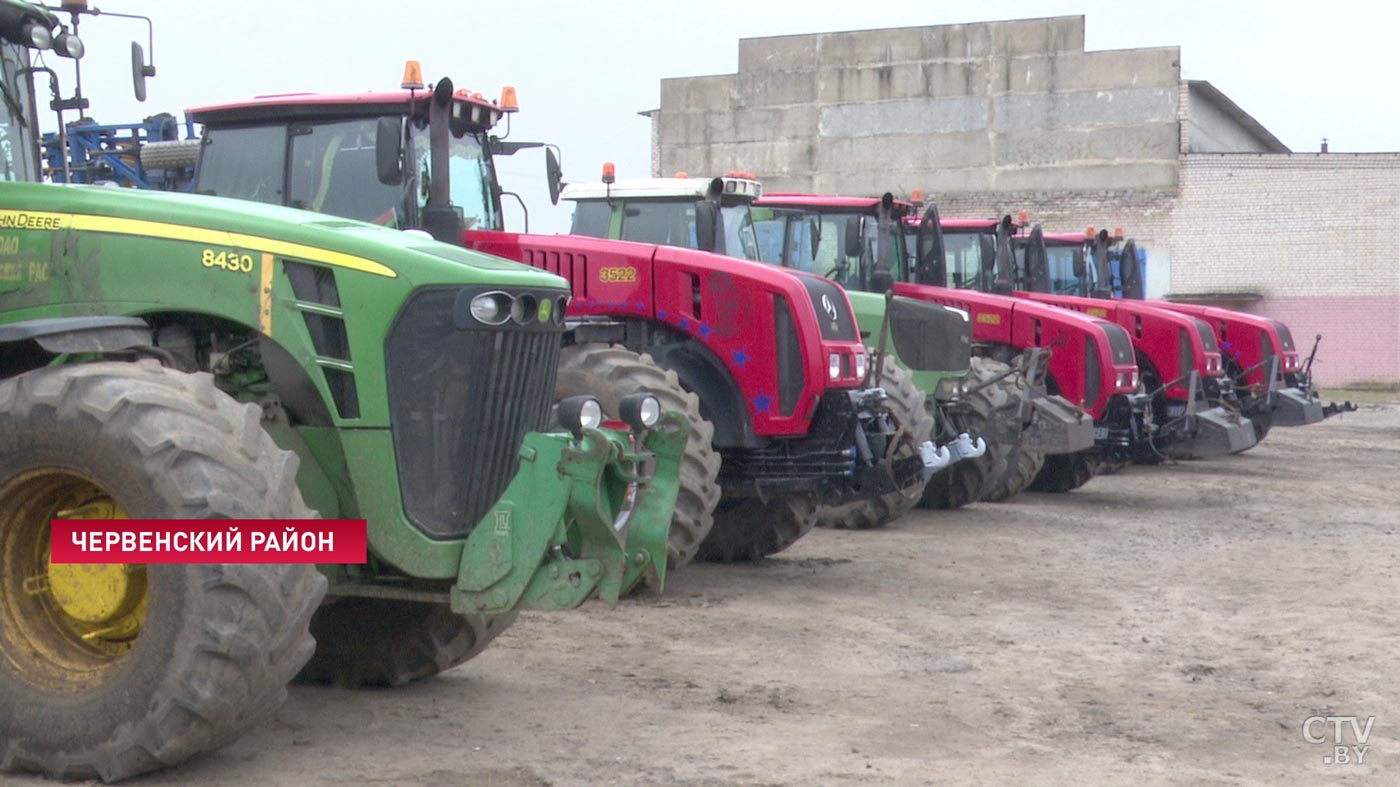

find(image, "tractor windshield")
[942,233,984,290]
[1045,244,1085,294]
[0,41,39,182]
[407,122,498,231]
[763,210,908,293]
[613,198,760,259]
[198,117,500,230]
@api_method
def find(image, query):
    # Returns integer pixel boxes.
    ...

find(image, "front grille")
[1192,318,1219,353]
[1096,321,1135,366]
[889,296,971,373]
[386,286,565,539]
[774,294,804,417]
[796,276,858,341]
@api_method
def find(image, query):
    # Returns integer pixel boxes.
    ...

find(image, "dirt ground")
[7,405,1398,787]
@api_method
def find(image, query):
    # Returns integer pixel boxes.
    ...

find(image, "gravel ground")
[6,405,1397,787]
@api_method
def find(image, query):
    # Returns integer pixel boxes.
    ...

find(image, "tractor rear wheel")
[920,357,1028,508]
[977,358,1045,503]
[0,361,324,782]
[554,344,721,571]
[816,358,933,529]
[695,495,817,563]
[297,601,515,688]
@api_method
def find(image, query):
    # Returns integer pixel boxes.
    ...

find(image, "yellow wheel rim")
[0,469,148,693]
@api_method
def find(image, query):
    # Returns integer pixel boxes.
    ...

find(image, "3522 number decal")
[597,266,637,283]
[201,249,254,273]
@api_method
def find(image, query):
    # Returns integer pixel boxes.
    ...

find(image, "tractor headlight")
[935,376,966,401]
[469,291,512,325]
[854,352,868,380]
[510,293,538,325]
[829,353,842,381]
[21,21,51,50]
[53,31,83,59]
[557,395,603,436]
[619,392,661,430]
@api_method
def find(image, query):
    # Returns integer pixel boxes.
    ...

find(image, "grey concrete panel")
[991,16,1085,57]
[820,96,990,138]
[659,75,736,113]
[730,105,819,143]
[704,139,818,179]
[990,87,1178,132]
[736,68,817,107]
[739,34,819,73]
[992,123,1180,167]
[815,63,931,103]
[1041,48,1182,93]
[993,162,1178,191]
[818,133,993,174]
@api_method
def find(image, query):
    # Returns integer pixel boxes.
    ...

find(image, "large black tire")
[919,357,1026,508]
[297,601,516,688]
[695,495,817,563]
[0,361,325,783]
[977,358,1046,503]
[1028,452,1099,493]
[554,344,722,570]
[816,358,934,529]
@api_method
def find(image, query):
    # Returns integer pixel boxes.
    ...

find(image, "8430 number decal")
[201,249,254,273]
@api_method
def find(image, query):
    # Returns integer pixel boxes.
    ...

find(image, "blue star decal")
[698,322,713,338]
[635,301,645,311]
[606,301,617,308]
[658,309,668,319]
[752,391,773,415]
[1222,340,1233,349]
[731,348,750,368]
[679,317,691,330]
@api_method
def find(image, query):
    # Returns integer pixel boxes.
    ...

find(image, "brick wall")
[1168,154,1400,387]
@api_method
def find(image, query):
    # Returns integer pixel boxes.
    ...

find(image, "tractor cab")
[190,64,510,239]
[562,170,762,260]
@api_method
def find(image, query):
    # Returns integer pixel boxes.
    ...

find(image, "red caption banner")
[50,519,368,564]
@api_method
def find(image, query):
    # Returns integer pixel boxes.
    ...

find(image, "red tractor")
[1021,228,1353,437]
[937,212,1258,459]
[185,73,942,563]
[756,193,1138,495]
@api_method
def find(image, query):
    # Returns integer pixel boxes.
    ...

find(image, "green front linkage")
[454,412,687,613]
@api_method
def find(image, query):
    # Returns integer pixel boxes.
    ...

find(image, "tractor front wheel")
[554,344,722,572]
[816,358,934,529]
[297,601,516,688]
[695,495,817,563]
[0,361,324,782]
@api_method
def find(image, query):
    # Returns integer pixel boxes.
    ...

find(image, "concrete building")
[647,16,1400,387]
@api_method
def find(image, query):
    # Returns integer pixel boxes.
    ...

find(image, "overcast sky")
[38,0,1400,234]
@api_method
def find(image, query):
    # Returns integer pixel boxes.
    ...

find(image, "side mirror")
[695,200,718,252]
[131,42,155,102]
[545,148,563,205]
[809,217,822,259]
[844,216,863,258]
[1072,248,1087,279]
[375,117,404,186]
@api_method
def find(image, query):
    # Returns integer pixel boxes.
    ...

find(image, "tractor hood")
[6,184,566,291]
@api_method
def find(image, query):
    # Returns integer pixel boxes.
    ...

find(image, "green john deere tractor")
[0,2,683,781]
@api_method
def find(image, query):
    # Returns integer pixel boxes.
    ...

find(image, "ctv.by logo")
[1302,715,1375,765]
